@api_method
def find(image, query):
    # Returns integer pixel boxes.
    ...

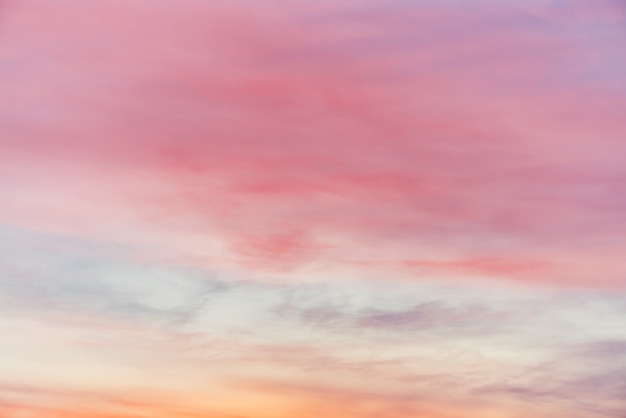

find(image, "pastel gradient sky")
[1,0,626,417]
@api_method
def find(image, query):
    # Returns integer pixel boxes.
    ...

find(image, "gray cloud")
[473,337,626,418]
[0,226,233,327]
[273,292,513,338]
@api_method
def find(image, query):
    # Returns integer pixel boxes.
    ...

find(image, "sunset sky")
[1,0,626,417]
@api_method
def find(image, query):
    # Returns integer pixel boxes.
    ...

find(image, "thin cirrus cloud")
[1,1,626,418]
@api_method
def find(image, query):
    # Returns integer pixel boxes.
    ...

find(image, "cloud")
[274,296,512,338]
[0,382,251,418]
[0,226,231,327]
[354,302,499,330]
[474,335,626,418]
[2,0,626,287]
[228,377,473,418]
[1,229,625,418]
[2,3,626,418]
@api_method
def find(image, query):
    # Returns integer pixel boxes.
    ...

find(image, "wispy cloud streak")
[1,1,626,417]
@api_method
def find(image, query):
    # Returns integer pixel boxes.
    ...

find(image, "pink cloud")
[1,0,626,287]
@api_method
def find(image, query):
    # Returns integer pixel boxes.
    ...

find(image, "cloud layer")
[1,1,626,417]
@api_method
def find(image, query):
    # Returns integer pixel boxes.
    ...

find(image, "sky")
[1,0,626,417]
